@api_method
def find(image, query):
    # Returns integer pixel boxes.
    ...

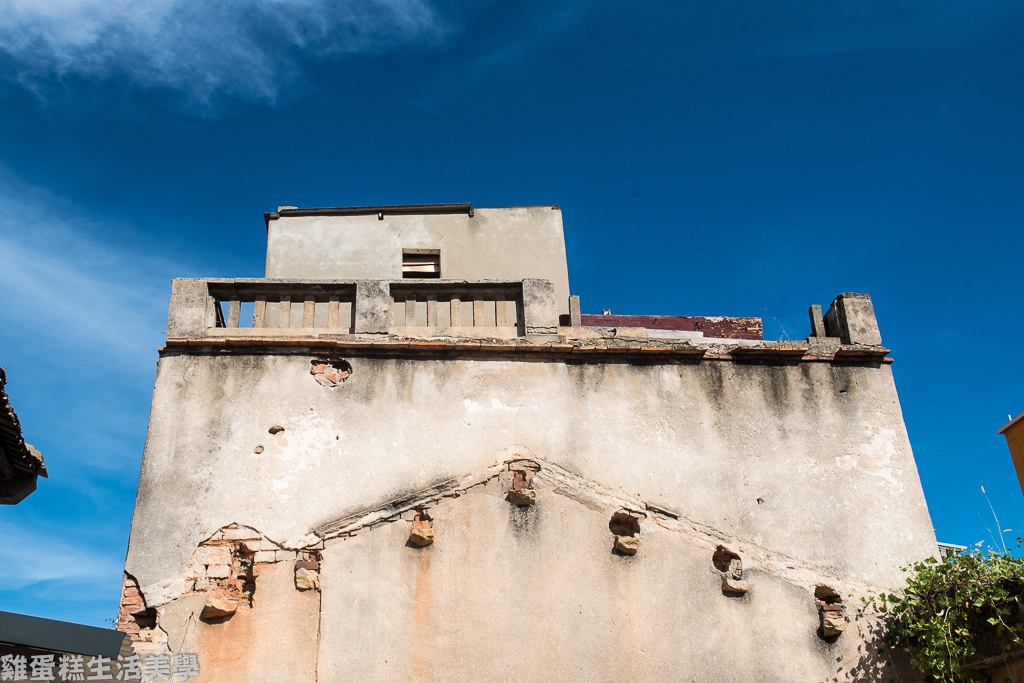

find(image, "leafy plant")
[870,545,1024,682]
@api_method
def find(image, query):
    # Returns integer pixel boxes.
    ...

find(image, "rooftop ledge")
[262,203,562,229]
[161,335,891,364]
[163,279,890,364]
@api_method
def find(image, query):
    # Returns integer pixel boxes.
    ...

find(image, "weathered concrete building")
[119,204,937,682]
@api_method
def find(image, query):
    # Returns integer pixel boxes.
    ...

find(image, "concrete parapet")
[569,295,581,328]
[808,305,827,338]
[167,279,212,339]
[353,280,390,334]
[522,278,558,335]
[824,293,883,346]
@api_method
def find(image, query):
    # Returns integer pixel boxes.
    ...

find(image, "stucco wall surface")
[126,352,935,595]
[264,207,571,314]
[317,485,867,682]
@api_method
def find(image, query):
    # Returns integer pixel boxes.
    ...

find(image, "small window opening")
[403,250,440,278]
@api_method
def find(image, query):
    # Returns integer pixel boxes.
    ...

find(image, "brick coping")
[161,337,892,364]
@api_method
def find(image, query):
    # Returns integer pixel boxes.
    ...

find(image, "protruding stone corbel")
[295,556,320,591]
[819,602,846,637]
[201,594,238,621]
[814,586,846,637]
[713,546,748,595]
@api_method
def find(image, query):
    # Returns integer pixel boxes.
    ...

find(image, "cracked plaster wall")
[122,352,935,681]
[320,485,860,682]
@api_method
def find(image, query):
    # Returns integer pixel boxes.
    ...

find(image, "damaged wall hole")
[310,358,352,388]
[713,546,749,596]
[123,528,299,638]
[407,510,434,548]
[116,575,158,640]
[609,511,641,556]
[712,546,739,572]
[118,524,328,641]
[268,425,288,448]
[815,585,846,639]
[189,531,260,623]
[814,585,842,604]
[507,464,537,506]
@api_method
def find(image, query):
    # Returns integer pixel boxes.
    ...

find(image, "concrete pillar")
[354,280,390,334]
[279,297,292,329]
[495,295,507,326]
[522,279,559,336]
[426,295,438,327]
[302,297,315,327]
[807,305,826,338]
[167,279,213,339]
[569,295,581,328]
[405,296,416,327]
[823,293,882,345]
[328,297,340,329]
[450,295,462,327]
[253,295,267,328]
[473,297,485,327]
[227,297,241,328]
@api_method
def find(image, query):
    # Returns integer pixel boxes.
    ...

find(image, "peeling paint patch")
[490,397,519,412]
[264,411,342,492]
[836,415,904,494]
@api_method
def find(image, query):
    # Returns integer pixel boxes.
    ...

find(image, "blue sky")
[0,0,1022,628]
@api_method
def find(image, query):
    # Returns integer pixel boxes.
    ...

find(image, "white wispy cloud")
[0,0,450,102]
[0,520,122,588]
[0,173,180,625]
[0,171,173,368]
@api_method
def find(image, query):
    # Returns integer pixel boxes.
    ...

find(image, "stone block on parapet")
[823,293,883,346]
[354,280,390,334]
[614,327,648,339]
[569,295,581,327]
[808,304,827,338]
[167,279,212,339]
[522,278,558,335]
[806,336,842,347]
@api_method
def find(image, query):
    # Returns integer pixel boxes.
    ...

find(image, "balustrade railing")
[207,282,357,334]
[388,282,522,337]
[168,278,557,340]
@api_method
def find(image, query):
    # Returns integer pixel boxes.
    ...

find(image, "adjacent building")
[118,204,938,682]
[999,411,1024,498]
[1,365,132,679]
[0,364,46,504]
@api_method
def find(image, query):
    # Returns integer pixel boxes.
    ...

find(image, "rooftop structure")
[0,364,46,504]
[119,204,937,682]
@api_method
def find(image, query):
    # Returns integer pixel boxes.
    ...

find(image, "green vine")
[870,545,1024,682]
